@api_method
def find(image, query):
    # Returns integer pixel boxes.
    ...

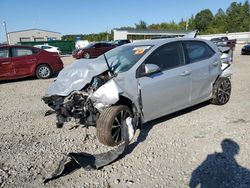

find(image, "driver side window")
[146,42,185,71]
[94,43,101,48]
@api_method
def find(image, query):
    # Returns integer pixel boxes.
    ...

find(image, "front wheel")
[83,52,90,59]
[36,64,52,79]
[96,105,132,146]
[210,77,231,105]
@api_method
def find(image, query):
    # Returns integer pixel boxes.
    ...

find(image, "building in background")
[7,29,62,45]
[113,29,190,41]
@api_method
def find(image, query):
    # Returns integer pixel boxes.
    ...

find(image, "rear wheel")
[210,77,231,105]
[96,105,132,146]
[36,64,52,79]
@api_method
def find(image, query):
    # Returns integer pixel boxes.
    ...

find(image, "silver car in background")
[43,38,232,146]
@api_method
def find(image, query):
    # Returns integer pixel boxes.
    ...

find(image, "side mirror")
[144,64,161,75]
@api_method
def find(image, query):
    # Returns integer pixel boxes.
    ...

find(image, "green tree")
[177,18,187,30]
[207,8,226,33]
[241,1,250,31]
[135,20,147,29]
[148,23,161,30]
[187,15,196,30]
[194,9,214,33]
[226,2,244,32]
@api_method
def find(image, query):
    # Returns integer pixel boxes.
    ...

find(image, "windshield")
[105,45,152,74]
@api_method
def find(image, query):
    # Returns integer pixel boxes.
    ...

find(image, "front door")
[137,42,191,122]
[0,47,14,79]
[93,43,102,57]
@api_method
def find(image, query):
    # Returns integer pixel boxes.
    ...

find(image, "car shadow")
[0,73,59,84]
[120,101,210,157]
[189,139,250,187]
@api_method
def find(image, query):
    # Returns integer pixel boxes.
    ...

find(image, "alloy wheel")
[111,110,130,143]
[218,79,231,104]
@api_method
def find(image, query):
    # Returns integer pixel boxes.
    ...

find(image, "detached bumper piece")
[43,119,134,184]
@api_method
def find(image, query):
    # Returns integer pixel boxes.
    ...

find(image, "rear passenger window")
[184,41,215,63]
[12,48,33,57]
[94,43,101,48]
[41,46,51,49]
[146,42,185,71]
[0,48,9,58]
[102,43,111,47]
[33,48,41,54]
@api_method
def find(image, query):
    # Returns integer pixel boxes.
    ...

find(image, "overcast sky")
[0,0,246,42]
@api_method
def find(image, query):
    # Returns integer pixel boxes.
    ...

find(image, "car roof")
[94,42,110,44]
[125,38,210,47]
[34,44,54,47]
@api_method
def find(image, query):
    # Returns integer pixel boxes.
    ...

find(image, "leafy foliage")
[62,1,250,41]
[135,20,147,29]
[194,9,214,32]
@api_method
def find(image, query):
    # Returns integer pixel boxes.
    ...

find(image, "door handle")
[1,62,11,65]
[180,70,191,76]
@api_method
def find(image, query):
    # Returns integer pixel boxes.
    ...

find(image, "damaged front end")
[43,45,150,147]
[43,70,113,128]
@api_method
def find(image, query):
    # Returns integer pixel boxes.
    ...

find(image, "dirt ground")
[0,45,250,188]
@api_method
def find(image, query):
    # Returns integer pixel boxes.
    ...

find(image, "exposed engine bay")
[43,70,113,128]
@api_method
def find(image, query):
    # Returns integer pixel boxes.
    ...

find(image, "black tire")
[96,105,132,146]
[83,52,90,59]
[36,64,52,79]
[210,77,231,105]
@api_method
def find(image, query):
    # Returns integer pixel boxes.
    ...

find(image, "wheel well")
[115,95,143,128]
[115,96,133,112]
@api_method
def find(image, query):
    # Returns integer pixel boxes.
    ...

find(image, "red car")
[72,42,116,59]
[0,45,63,81]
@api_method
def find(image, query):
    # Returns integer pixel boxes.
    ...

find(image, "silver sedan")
[43,38,232,146]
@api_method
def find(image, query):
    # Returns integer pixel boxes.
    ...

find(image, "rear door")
[137,42,191,122]
[0,47,14,79]
[102,43,113,53]
[93,43,102,57]
[183,41,220,105]
[11,47,38,77]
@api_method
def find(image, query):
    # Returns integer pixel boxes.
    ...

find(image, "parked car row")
[0,40,132,81]
[72,42,116,59]
[210,37,250,56]
[210,37,236,49]
[34,44,61,54]
[241,44,250,55]
[72,40,131,59]
[0,45,63,81]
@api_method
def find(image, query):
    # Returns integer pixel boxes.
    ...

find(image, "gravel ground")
[0,45,250,188]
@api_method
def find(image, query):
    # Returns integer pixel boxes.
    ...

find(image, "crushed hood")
[45,56,109,97]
